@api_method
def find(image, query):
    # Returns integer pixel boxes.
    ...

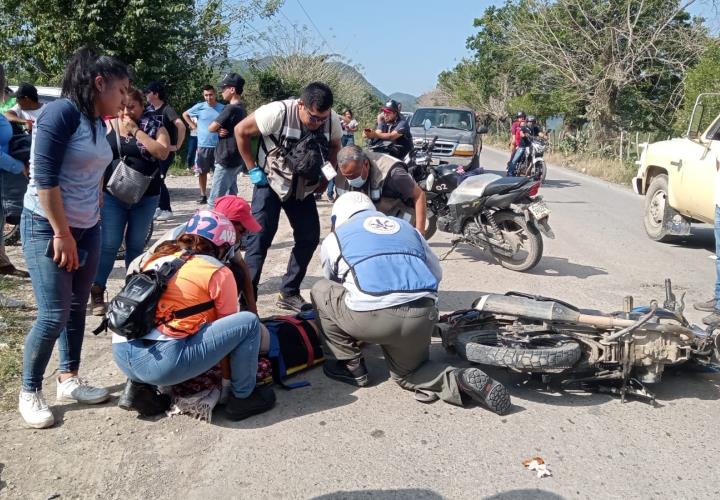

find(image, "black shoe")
[323,358,369,387]
[702,311,720,325]
[224,385,276,421]
[276,293,312,312]
[197,196,207,205]
[118,379,171,416]
[0,264,29,278]
[454,368,511,415]
[694,299,717,312]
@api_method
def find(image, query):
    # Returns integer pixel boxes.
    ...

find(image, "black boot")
[224,385,276,421]
[454,368,512,415]
[118,379,171,416]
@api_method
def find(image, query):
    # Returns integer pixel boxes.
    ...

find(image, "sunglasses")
[305,109,329,124]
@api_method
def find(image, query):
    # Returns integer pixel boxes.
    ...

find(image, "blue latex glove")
[248,167,268,186]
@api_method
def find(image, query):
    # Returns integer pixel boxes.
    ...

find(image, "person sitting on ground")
[333,144,427,236]
[113,210,275,421]
[4,83,43,132]
[363,99,413,160]
[128,195,261,314]
[310,192,512,415]
[207,73,247,208]
[89,87,170,316]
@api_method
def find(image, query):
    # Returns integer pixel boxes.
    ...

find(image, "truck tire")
[643,174,680,243]
[455,331,582,372]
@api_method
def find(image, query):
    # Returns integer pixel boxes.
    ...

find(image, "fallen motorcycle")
[435,279,720,403]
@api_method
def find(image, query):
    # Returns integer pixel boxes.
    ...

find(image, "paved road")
[1,149,719,499]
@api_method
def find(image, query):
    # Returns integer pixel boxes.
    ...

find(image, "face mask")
[347,175,367,188]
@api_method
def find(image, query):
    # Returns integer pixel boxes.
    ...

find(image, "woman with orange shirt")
[112,210,275,421]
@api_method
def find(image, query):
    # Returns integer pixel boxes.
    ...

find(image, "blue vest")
[335,211,439,296]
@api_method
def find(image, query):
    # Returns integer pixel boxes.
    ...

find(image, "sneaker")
[19,390,54,428]
[56,376,110,404]
[454,368,511,415]
[702,310,720,325]
[224,385,276,421]
[197,196,207,205]
[276,292,312,312]
[322,358,369,387]
[118,379,171,416]
[156,210,173,221]
[694,299,717,312]
[90,284,106,316]
[153,207,161,220]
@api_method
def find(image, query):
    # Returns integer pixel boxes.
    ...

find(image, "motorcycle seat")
[483,176,533,197]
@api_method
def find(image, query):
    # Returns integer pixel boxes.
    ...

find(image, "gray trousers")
[310,279,462,405]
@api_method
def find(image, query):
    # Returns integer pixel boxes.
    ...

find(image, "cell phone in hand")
[45,239,88,268]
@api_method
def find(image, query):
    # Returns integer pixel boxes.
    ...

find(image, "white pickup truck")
[632,95,720,241]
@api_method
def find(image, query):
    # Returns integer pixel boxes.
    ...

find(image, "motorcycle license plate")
[529,201,551,219]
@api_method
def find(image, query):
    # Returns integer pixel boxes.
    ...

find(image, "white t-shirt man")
[9,103,43,121]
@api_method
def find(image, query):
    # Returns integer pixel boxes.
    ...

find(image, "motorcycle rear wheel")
[491,211,543,272]
[454,330,582,371]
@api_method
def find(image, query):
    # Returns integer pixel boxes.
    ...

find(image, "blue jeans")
[341,135,355,147]
[508,146,526,176]
[94,193,159,288]
[208,163,240,208]
[186,135,198,169]
[326,179,336,199]
[20,209,101,391]
[714,206,720,307]
[112,312,261,397]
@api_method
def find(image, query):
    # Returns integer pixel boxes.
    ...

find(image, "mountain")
[388,92,418,112]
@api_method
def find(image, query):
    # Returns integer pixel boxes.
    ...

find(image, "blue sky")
[246,0,720,98]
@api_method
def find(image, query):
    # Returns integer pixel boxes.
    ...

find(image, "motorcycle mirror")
[477,126,489,135]
[423,119,432,130]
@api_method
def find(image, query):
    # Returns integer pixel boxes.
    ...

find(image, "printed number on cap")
[186,214,218,240]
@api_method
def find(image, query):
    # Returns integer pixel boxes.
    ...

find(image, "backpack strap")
[279,316,315,369]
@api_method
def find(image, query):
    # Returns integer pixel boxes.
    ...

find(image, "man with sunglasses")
[234,82,342,312]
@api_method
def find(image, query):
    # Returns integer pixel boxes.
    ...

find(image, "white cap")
[331,192,375,228]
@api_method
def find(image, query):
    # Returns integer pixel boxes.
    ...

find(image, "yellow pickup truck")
[632,96,720,241]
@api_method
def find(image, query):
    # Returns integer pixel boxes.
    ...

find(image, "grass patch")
[0,278,31,411]
[168,155,192,177]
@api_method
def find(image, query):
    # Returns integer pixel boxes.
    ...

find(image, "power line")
[295,0,332,50]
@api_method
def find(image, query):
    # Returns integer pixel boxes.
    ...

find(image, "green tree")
[0,0,279,109]
[674,39,720,134]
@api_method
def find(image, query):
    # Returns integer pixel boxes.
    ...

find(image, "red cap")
[213,195,262,233]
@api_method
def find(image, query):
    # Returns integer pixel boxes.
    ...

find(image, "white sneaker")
[19,390,55,428]
[153,207,161,220]
[156,210,173,221]
[56,376,110,404]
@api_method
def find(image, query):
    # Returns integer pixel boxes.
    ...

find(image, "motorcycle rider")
[310,192,511,415]
[333,145,427,236]
[509,111,525,159]
[507,116,532,176]
[363,99,413,160]
[527,115,542,137]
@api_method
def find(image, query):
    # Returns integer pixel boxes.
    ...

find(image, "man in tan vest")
[334,145,427,236]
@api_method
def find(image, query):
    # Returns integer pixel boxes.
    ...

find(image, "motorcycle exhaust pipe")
[474,294,638,328]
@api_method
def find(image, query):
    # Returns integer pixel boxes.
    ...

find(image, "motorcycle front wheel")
[454,330,582,371]
[535,160,547,183]
[491,211,543,272]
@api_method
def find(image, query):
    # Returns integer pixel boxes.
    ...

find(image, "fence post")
[635,131,639,157]
[619,130,624,165]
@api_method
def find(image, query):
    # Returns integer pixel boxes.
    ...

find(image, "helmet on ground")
[184,210,237,248]
[527,115,537,122]
[515,111,526,119]
[332,192,375,229]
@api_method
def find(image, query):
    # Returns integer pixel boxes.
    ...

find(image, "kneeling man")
[310,192,511,414]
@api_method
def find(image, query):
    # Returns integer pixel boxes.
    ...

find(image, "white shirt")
[715,153,720,208]
[9,103,43,121]
[319,229,443,312]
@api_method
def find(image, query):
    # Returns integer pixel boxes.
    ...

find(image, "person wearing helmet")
[526,115,542,137]
[333,144,427,235]
[127,195,262,314]
[309,193,512,415]
[507,115,532,176]
[113,210,275,421]
[363,99,413,160]
[509,111,526,159]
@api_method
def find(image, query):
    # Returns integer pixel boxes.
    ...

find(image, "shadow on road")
[484,490,566,500]
[529,256,608,279]
[541,178,581,189]
[667,226,715,252]
[0,463,6,493]
[313,489,444,500]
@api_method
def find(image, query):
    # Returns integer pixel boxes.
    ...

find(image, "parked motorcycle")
[513,136,548,182]
[436,279,720,403]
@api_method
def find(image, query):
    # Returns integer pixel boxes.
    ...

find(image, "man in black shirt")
[145,81,186,220]
[208,73,247,209]
[363,99,413,160]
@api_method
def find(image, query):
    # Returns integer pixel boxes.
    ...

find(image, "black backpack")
[93,252,213,340]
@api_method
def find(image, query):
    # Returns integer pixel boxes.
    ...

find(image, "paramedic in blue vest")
[310,192,512,415]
